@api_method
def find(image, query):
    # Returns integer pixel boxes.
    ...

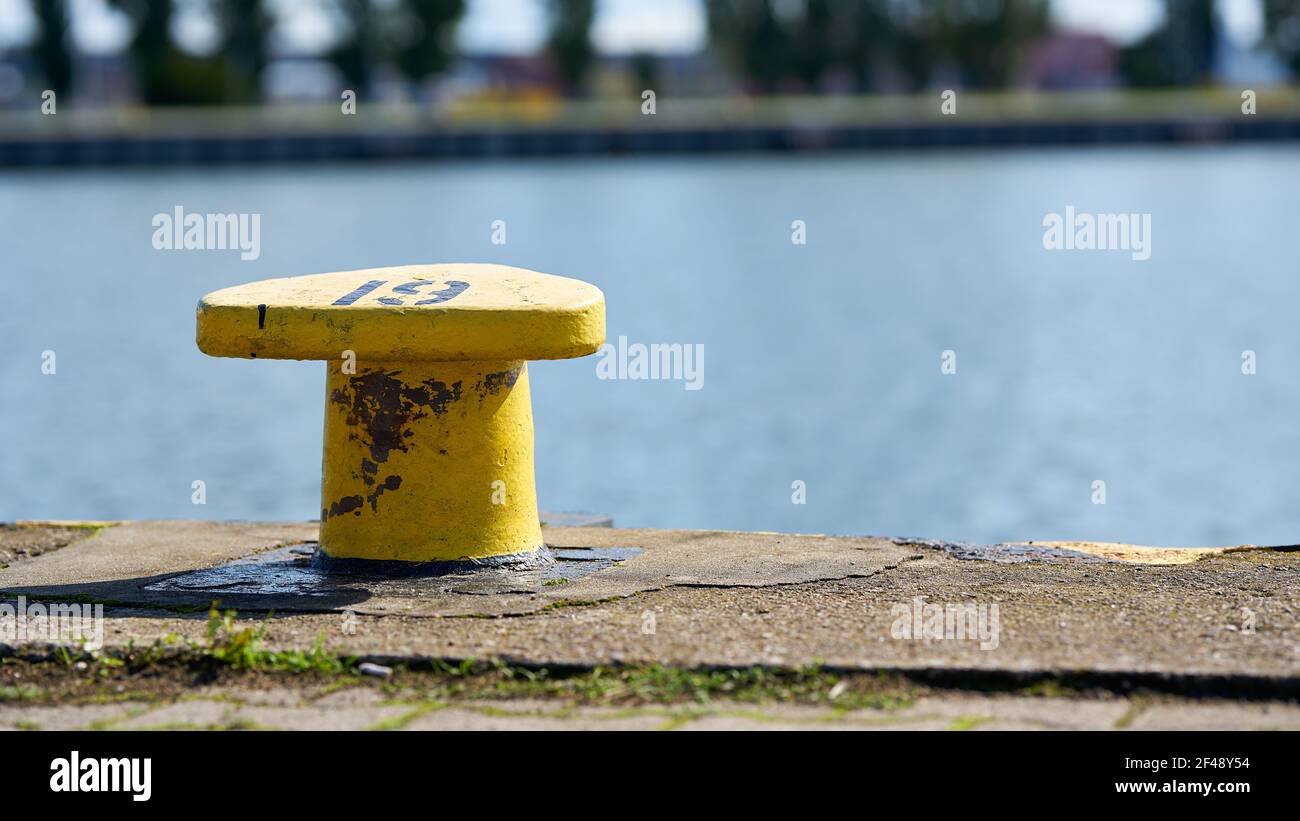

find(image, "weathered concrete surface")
[906,536,1276,565]
[0,521,316,591]
[0,523,102,566]
[4,520,1294,677]
[6,689,1300,731]
[0,521,919,618]
[2,520,1299,729]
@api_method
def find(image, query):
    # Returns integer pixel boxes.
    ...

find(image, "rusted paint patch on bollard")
[330,369,463,465]
[324,495,364,520]
[365,474,402,513]
[323,368,462,521]
[475,365,523,399]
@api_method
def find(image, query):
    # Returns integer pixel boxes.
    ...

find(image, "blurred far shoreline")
[4,1,1300,164]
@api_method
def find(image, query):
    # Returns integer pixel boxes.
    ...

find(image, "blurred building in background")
[1024,32,1117,89]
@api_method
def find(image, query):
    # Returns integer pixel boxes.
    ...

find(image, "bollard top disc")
[196,264,606,362]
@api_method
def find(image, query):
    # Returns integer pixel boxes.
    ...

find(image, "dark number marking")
[333,278,470,307]
[332,279,387,306]
[416,280,469,305]
[376,280,471,307]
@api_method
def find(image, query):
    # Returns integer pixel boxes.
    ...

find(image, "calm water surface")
[2,145,1298,546]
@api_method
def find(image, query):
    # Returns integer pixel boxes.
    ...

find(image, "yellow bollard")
[196,264,605,569]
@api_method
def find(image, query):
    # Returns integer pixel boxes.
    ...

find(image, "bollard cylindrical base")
[318,358,542,565]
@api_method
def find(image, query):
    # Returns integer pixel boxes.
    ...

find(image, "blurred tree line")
[25,0,607,105]
[29,0,468,104]
[705,0,1050,92]
[704,0,1262,93]
[1263,0,1300,78]
[22,0,1300,105]
[1118,0,1217,86]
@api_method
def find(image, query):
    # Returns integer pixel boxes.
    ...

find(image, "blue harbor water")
[2,145,1298,546]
